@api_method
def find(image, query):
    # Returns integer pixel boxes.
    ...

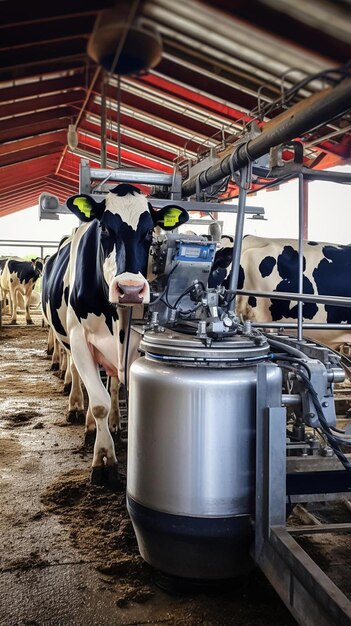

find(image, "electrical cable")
[123,307,133,414]
[149,263,180,305]
[274,361,351,471]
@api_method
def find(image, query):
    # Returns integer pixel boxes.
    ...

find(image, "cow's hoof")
[26,319,34,325]
[106,465,123,491]
[51,363,59,371]
[63,383,71,396]
[90,466,105,486]
[58,370,65,380]
[84,430,96,448]
[90,465,123,490]
[47,348,54,356]
[67,410,85,424]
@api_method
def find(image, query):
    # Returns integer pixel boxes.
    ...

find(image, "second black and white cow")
[209,235,351,349]
[42,184,188,487]
[0,257,43,324]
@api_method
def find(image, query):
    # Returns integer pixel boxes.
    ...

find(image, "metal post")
[100,73,107,169]
[254,363,285,560]
[297,173,304,341]
[117,75,121,168]
[228,166,249,313]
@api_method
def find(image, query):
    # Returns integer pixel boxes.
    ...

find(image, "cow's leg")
[84,377,119,447]
[63,351,72,395]
[67,358,85,423]
[70,330,119,488]
[24,290,33,324]
[84,406,96,447]
[59,347,67,380]
[2,289,10,314]
[51,337,60,371]
[9,285,18,324]
[47,326,54,356]
[107,376,120,438]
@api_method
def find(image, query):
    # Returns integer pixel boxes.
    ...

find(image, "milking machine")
[126,223,351,584]
[124,129,351,620]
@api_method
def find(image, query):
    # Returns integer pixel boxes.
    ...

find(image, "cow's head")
[31,257,44,278]
[67,184,189,305]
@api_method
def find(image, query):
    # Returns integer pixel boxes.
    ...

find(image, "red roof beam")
[70,145,173,173]
[141,69,255,122]
[0,144,63,168]
[0,111,72,142]
[0,73,86,103]
[0,90,85,119]
[79,123,185,162]
[0,155,59,186]
[104,82,230,138]
[0,130,66,155]
[86,103,214,153]
[0,58,87,83]
[0,38,88,72]
[0,14,96,48]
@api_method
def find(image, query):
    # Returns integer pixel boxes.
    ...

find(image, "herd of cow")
[1,183,351,487]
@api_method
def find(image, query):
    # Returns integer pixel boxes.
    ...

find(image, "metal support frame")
[297,174,304,341]
[181,77,351,197]
[254,365,351,625]
[100,75,107,169]
[0,240,60,258]
[228,165,250,312]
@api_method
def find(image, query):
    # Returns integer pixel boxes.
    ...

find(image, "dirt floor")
[0,313,348,626]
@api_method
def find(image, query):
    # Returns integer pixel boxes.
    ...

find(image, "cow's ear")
[148,203,189,231]
[66,194,105,222]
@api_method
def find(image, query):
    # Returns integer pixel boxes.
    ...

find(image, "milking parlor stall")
[2,3,351,626]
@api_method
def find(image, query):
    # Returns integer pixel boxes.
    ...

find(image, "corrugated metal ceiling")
[0,0,351,217]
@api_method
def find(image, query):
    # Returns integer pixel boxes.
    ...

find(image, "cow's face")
[67,184,189,306]
[31,257,44,277]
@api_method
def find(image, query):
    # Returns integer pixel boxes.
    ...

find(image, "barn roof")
[1,0,351,217]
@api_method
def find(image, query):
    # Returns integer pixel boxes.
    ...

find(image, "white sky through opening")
[0,165,350,258]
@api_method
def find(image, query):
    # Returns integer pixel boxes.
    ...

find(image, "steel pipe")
[89,168,174,185]
[282,394,301,407]
[238,289,351,308]
[252,322,351,330]
[228,166,248,312]
[182,78,351,197]
[297,174,304,341]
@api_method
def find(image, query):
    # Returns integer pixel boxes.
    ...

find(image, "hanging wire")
[106,0,140,169]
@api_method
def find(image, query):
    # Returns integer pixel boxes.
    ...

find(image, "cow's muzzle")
[117,282,145,303]
[109,274,150,305]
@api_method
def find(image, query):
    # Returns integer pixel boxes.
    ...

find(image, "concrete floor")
[0,318,298,626]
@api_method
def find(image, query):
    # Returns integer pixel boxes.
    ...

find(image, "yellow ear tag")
[73,197,93,218]
[163,207,182,227]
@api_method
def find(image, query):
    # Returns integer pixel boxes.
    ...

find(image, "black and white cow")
[209,235,351,349]
[0,257,43,324]
[42,184,188,487]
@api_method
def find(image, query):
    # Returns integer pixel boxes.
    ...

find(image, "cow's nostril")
[116,282,146,302]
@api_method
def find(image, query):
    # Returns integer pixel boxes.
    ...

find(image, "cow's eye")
[100,225,110,236]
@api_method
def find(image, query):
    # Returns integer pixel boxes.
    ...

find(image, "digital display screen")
[180,245,201,257]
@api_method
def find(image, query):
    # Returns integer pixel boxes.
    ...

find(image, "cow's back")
[237,235,351,348]
[42,241,72,347]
